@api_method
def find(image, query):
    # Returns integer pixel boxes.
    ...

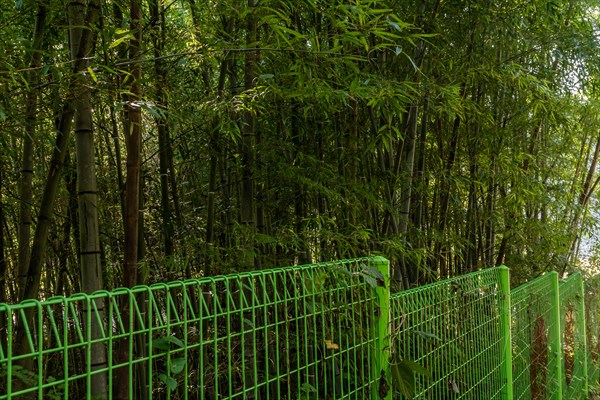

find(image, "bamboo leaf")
[170,358,186,375]
[87,67,97,83]
[159,374,177,391]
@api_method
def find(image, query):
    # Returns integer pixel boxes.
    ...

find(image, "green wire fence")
[389,267,512,399]
[511,272,563,400]
[0,257,389,400]
[559,273,588,399]
[0,257,598,399]
[585,275,600,391]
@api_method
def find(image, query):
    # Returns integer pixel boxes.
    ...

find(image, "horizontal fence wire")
[558,273,587,399]
[511,272,562,400]
[1,256,599,400]
[0,257,382,400]
[389,267,510,399]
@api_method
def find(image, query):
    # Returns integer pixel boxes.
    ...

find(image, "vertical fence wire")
[559,273,588,399]
[511,272,563,400]
[0,257,382,400]
[1,259,599,400]
[389,267,509,399]
[586,275,600,391]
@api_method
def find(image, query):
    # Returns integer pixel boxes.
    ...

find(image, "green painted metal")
[586,275,600,392]
[1,257,599,400]
[0,257,383,399]
[389,267,511,399]
[551,272,564,400]
[370,256,391,400]
[499,266,514,400]
[511,272,563,400]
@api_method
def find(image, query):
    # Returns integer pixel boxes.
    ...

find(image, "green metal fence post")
[551,271,564,400]
[370,256,391,400]
[499,266,513,400]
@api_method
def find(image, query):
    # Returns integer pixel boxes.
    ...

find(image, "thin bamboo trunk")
[0,168,6,307]
[436,114,461,278]
[291,103,311,265]
[413,95,428,283]
[564,134,600,274]
[150,0,174,257]
[65,152,81,294]
[17,5,46,299]
[240,3,258,397]
[0,163,10,353]
[56,172,73,298]
[240,0,257,270]
[204,25,231,271]
[316,132,328,261]
[123,0,142,290]
[115,1,143,398]
[465,158,478,273]
[101,8,126,220]
[223,53,239,252]
[136,169,148,400]
[69,0,106,396]
[16,0,101,391]
[397,104,418,288]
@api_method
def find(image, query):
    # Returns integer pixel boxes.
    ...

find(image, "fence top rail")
[560,273,583,297]
[390,265,507,297]
[561,272,582,284]
[511,270,558,295]
[0,256,381,311]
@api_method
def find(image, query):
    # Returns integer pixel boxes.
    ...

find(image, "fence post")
[498,265,513,400]
[550,272,564,400]
[370,256,391,400]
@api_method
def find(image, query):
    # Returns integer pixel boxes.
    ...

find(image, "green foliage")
[153,335,186,393]
[0,0,598,306]
[1,365,64,400]
[390,358,432,399]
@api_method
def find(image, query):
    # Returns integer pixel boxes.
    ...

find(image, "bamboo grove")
[0,0,599,305]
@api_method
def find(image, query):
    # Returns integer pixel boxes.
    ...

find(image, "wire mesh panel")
[586,275,600,392]
[511,272,562,400]
[0,257,384,400]
[559,273,588,399]
[389,267,511,399]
